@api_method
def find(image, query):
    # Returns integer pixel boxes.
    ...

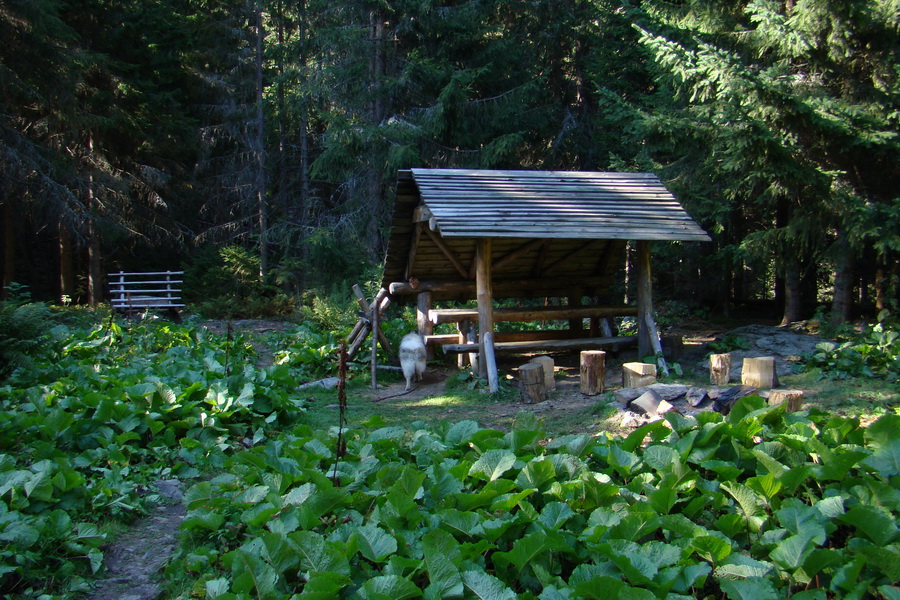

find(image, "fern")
[0,301,55,377]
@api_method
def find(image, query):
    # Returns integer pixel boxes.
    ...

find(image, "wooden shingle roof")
[409,168,711,241]
[382,168,709,300]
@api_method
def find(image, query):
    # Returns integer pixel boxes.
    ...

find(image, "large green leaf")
[358,575,422,600]
[469,450,518,482]
[492,530,551,576]
[444,421,480,446]
[861,439,900,478]
[839,504,898,546]
[770,530,822,571]
[229,549,279,599]
[515,458,556,490]
[691,536,732,564]
[460,570,516,600]
[721,482,766,532]
[289,531,351,576]
[422,529,463,599]
[642,445,679,472]
[438,509,485,538]
[718,577,779,600]
[860,544,900,582]
[351,524,398,563]
[538,502,575,531]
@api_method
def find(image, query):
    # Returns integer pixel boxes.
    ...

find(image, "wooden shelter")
[382,168,710,390]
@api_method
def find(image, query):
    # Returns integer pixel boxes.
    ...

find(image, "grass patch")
[781,369,900,420]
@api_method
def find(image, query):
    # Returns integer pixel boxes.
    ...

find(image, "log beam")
[388,275,613,298]
[425,227,469,279]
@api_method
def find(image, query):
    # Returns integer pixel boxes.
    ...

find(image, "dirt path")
[86,481,185,600]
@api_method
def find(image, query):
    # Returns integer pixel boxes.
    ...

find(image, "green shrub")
[185,246,299,319]
[806,311,899,380]
[0,285,61,377]
[707,333,751,354]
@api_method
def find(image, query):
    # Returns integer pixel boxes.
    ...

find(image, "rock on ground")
[695,324,831,380]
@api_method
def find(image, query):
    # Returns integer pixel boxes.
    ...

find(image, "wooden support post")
[769,389,804,412]
[370,292,379,389]
[742,357,777,389]
[623,362,657,388]
[636,240,654,360]
[483,331,499,393]
[457,320,469,368]
[580,350,606,396]
[568,294,583,332]
[475,239,496,381]
[417,291,434,360]
[518,363,546,404]
[709,353,732,385]
[529,356,556,391]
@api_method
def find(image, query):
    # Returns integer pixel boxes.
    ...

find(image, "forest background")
[2,0,898,326]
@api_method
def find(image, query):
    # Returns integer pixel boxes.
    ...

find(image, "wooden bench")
[109,271,184,315]
[438,335,638,354]
[427,304,638,356]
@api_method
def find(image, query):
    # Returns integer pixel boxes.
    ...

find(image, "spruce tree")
[636,0,900,322]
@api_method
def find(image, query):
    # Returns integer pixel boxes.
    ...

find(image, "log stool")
[518,363,547,404]
[580,351,606,396]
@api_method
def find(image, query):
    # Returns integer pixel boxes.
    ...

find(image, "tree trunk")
[2,202,14,297]
[831,233,855,326]
[255,0,268,280]
[875,260,886,312]
[59,223,74,303]
[780,255,803,325]
[366,10,387,260]
[86,134,102,307]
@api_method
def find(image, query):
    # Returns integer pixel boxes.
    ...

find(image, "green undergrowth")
[174,399,900,600]
[0,318,305,598]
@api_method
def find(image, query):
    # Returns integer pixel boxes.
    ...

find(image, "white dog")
[399,332,427,390]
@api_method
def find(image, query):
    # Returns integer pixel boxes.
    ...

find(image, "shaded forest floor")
[283,317,898,437]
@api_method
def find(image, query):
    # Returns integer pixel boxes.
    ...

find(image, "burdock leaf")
[469,450,517,481]
[460,570,516,600]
